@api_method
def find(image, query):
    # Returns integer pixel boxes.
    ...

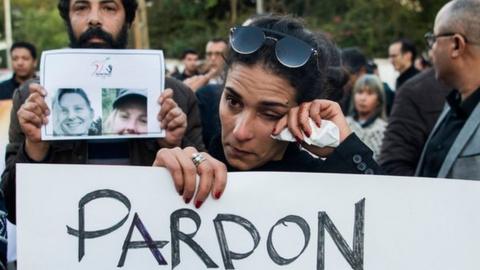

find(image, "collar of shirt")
[447,87,480,119]
[353,111,382,128]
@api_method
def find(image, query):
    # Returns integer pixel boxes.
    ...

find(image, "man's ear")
[452,34,466,58]
[403,51,413,63]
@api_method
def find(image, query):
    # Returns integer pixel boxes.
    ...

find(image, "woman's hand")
[157,88,187,148]
[153,146,227,208]
[17,83,50,160]
[272,99,352,157]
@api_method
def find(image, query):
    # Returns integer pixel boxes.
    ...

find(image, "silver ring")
[191,152,206,167]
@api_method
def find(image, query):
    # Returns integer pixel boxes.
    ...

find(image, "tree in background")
[0,0,447,67]
[0,0,68,68]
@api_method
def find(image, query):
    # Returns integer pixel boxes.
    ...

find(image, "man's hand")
[157,88,187,148]
[17,83,50,161]
[182,65,220,92]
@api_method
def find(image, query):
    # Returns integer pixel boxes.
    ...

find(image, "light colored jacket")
[347,116,387,161]
[415,102,480,180]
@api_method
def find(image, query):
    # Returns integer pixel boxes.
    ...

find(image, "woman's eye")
[139,117,147,124]
[226,96,242,109]
[262,112,283,121]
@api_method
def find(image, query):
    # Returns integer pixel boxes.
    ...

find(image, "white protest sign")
[40,49,165,140]
[17,164,480,269]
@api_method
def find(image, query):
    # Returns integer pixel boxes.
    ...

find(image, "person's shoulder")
[396,69,434,94]
[164,77,197,111]
[196,84,222,99]
[374,117,388,128]
[166,76,188,91]
[0,78,10,86]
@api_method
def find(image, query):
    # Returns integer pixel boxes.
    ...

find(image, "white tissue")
[271,118,340,147]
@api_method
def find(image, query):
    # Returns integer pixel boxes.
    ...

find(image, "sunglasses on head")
[229,26,318,68]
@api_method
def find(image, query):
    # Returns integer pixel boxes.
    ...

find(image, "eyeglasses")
[206,51,224,58]
[424,32,456,49]
[229,26,318,68]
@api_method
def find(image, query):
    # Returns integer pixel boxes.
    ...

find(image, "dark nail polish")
[272,127,276,134]
[195,200,204,209]
[214,191,222,199]
[305,130,311,138]
[295,136,302,144]
[184,196,192,204]
[316,122,321,128]
[178,188,183,196]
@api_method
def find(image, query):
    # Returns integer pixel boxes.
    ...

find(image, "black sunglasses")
[424,32,456,49]
[424,31,480,50]
[229,26,318,68]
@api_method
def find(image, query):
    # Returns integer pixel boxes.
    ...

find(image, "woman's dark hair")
[57,0,138,26]
[225,14,347,103]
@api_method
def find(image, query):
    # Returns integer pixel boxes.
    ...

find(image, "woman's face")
[57,92,93,135]
[219,64,297,170]
[354,87,379,117]
[111,100,148,134]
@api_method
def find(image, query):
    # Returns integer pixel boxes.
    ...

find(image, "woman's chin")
[225,156,256,171]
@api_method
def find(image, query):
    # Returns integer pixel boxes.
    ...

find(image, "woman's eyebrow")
[224,87,242,99]
[225,87,289,108]
[259,100,289,109]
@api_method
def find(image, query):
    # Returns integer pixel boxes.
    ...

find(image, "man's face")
[11,48,36,80]
[388,42,411,73]
[430,4,454,85]
[183,53,199,74]
[206,41,227,71]
[68,0,128,49]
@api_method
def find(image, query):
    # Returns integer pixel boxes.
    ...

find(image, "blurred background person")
[339,47,367,114]
[183,38,228,92]
[171,49,200,81]
[366,59,395,115]
[0,41,37,100]
[104,89,148,135]
[203,38,228,84]
[388,38,420,89]
[347,75,387,160]
[414,50,432,71]
[52,88,99,136]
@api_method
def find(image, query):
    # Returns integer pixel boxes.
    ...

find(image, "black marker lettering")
[170,209,218,269]
[214,214,261,269]
[267,215,310,265]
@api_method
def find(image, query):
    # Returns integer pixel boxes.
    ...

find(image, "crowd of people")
[0,0,479,268]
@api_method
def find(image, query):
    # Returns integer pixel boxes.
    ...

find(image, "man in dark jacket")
[1,0,209,223]
[0,42,37,100]
[379,68,450,176]
[389,38,420,89]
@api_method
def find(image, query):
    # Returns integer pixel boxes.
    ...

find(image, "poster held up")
[16,164,480,269]
[40,49,165,140]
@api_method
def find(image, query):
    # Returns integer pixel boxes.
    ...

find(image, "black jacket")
[209,133,380,174]
[379,69,451,176]
[0,76,20,100]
